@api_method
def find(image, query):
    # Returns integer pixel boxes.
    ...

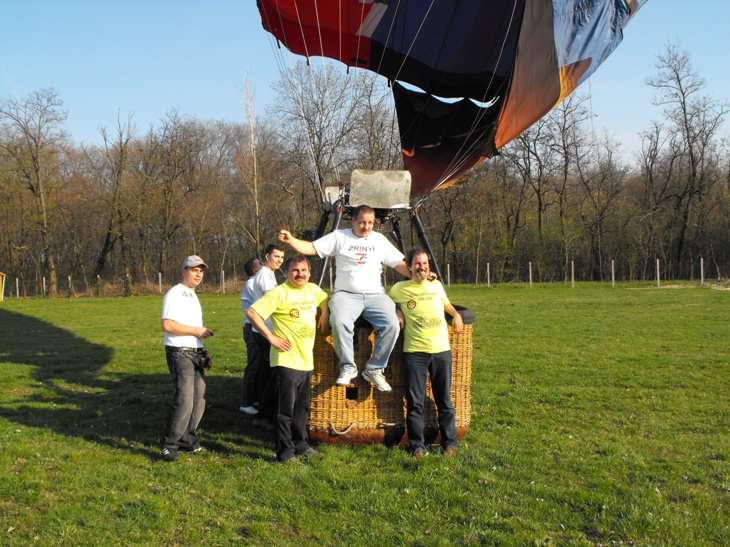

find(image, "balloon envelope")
[258,0,647,197]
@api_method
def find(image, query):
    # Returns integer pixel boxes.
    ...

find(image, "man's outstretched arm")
[278,229,317,256]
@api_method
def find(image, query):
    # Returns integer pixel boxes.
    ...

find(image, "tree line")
[1,45,728,297]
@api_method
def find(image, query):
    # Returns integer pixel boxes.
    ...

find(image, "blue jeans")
[329,291,399,375]
[404,351,457,451]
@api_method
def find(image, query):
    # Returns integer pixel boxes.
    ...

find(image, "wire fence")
[1,257,721,301]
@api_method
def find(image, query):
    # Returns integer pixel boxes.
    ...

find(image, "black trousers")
[273,367,312,461]
[403,351,457,451]
[241,324,274,418]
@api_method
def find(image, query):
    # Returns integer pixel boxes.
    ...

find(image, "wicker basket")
[310,308,473,445]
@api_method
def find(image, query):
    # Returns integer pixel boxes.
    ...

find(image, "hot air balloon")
[256,1,648,445]
[257,0,647,198]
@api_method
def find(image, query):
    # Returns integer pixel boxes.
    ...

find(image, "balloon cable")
[292,0,311,63]
[429,0,520,195]
[391,0,436,85]
[355,0,367,68]
[374,0,403,78]
[313,0,325,59]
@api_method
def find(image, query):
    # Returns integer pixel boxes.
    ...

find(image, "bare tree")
[549,95,590,279]
[271,62,363,211]
[351,76,402,170]
[136,113,208,275]
[502,118,558,278]
[0,89,66,295]
[490,156,529,280]
[646,44,729,277]
[86,115,135,294]
[575,136,627,280]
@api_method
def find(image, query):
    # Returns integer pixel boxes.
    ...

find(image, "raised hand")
[278,229,292,244]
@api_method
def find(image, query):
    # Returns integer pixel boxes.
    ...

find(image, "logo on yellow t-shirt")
[289,308,300,318]
[407,299,417,310]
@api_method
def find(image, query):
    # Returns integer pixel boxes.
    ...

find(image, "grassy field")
[1,284,728,545]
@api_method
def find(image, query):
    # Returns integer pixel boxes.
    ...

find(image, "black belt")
[166,346,205,352]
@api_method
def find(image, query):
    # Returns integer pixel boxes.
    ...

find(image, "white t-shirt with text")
[313,229,404,293]
[162,283,204,348]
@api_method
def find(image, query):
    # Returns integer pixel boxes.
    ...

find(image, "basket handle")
[328,420,354,436]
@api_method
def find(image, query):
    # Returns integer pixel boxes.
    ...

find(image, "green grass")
[1,284,728,545]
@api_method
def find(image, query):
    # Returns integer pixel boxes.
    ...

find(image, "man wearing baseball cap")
[159,255,214,462]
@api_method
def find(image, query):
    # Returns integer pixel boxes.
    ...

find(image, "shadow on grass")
[0,308,273,460]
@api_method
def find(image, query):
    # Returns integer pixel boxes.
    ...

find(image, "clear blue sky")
[2,1,727,159]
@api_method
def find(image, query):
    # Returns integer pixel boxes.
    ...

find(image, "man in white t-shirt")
[279,205,410,391]
[239,244,285,420]
[160,255,214,462]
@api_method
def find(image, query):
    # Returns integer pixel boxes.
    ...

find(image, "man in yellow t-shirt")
[247,255,328,463]
[389,248,463,458]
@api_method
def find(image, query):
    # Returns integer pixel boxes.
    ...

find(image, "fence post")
[42,276,47,297]
[656,258,661,288]
[158,272,162,294]
[16,278,20,298]
[221,270,226,294]
[571,260,575,288]
[487,262,491,288]
[611,260,615,288]
[447,264,451,286]
[700,257,704,286]
[529,262,533,288]
[68,275,75,297]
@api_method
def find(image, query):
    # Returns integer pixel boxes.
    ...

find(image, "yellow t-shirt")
[389,279,451,353]
[250,282,328,371]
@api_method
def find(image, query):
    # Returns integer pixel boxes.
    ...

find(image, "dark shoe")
[278,454,301,464]
[251,417,273,431]
[411,447,427,459]
[442,446,457,457]
[179,441,203,453]
[160,447,179,462]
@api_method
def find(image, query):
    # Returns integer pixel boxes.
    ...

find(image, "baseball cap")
[182,255,208,269]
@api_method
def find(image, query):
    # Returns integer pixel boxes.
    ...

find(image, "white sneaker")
[335,369,358,385]
[239,405,259,415]
[362,369,392,392]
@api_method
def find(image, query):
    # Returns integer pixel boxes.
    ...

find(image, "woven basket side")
[309,321,472,443]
